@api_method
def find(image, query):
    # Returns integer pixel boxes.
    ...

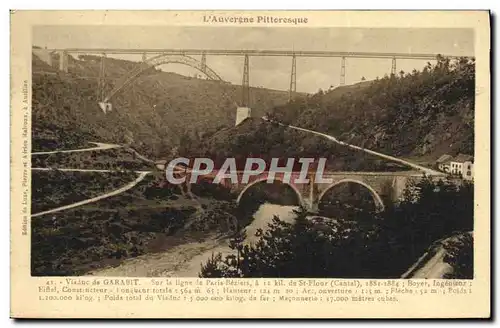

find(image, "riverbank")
[88,204,299,277]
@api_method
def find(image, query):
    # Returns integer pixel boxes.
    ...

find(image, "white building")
[459,159,474,181]
[436,154,453,173]
[436,153,474,180]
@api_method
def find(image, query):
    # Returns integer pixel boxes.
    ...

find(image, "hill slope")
[270,56,475,160]
[33,53,474,167]
[189,118,410,171]
[32,52,293,157]
[192,56,475,170]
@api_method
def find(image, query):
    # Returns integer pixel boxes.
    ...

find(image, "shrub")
[199,177,474,278]
[443,233,474,279]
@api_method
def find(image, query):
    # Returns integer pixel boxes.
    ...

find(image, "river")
[88,203,299,277]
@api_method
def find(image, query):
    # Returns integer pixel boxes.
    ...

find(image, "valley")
[31,49,475,279]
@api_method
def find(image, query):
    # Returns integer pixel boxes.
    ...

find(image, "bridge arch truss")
[103,54,224,102]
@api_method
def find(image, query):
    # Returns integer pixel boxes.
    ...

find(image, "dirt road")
[31,171,150,218]
[263,117,444,176]
[31,142,122,155]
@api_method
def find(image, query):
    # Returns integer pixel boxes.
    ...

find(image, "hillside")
[270,56,475,160]
[33,52,474,170]
[31,147,153,171]
[188,118,409,171]
[180,55,474,169]
[32,51,293,157]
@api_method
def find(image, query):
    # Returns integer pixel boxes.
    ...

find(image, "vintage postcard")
[10,10,490,318]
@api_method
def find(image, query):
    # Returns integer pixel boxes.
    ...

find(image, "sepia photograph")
[10,10,491,319]
[30,24,476,280]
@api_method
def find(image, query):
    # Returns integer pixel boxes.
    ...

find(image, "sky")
[33,26,474,93]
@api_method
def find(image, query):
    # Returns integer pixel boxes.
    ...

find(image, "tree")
[199,207,386,278]
[443,233,473,279]
[200,178,474,279]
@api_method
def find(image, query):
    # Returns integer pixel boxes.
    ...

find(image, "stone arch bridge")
[176,168,428,212]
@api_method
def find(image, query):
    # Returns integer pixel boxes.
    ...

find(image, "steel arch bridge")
[47,47,472,110]
[102,53,224,103]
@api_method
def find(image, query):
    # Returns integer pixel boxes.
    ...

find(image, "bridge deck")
[46,48,471,60]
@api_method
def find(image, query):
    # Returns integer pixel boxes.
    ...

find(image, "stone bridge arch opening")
[103,54,225,103]
[236,178,304,211]
[318,179,385,219]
